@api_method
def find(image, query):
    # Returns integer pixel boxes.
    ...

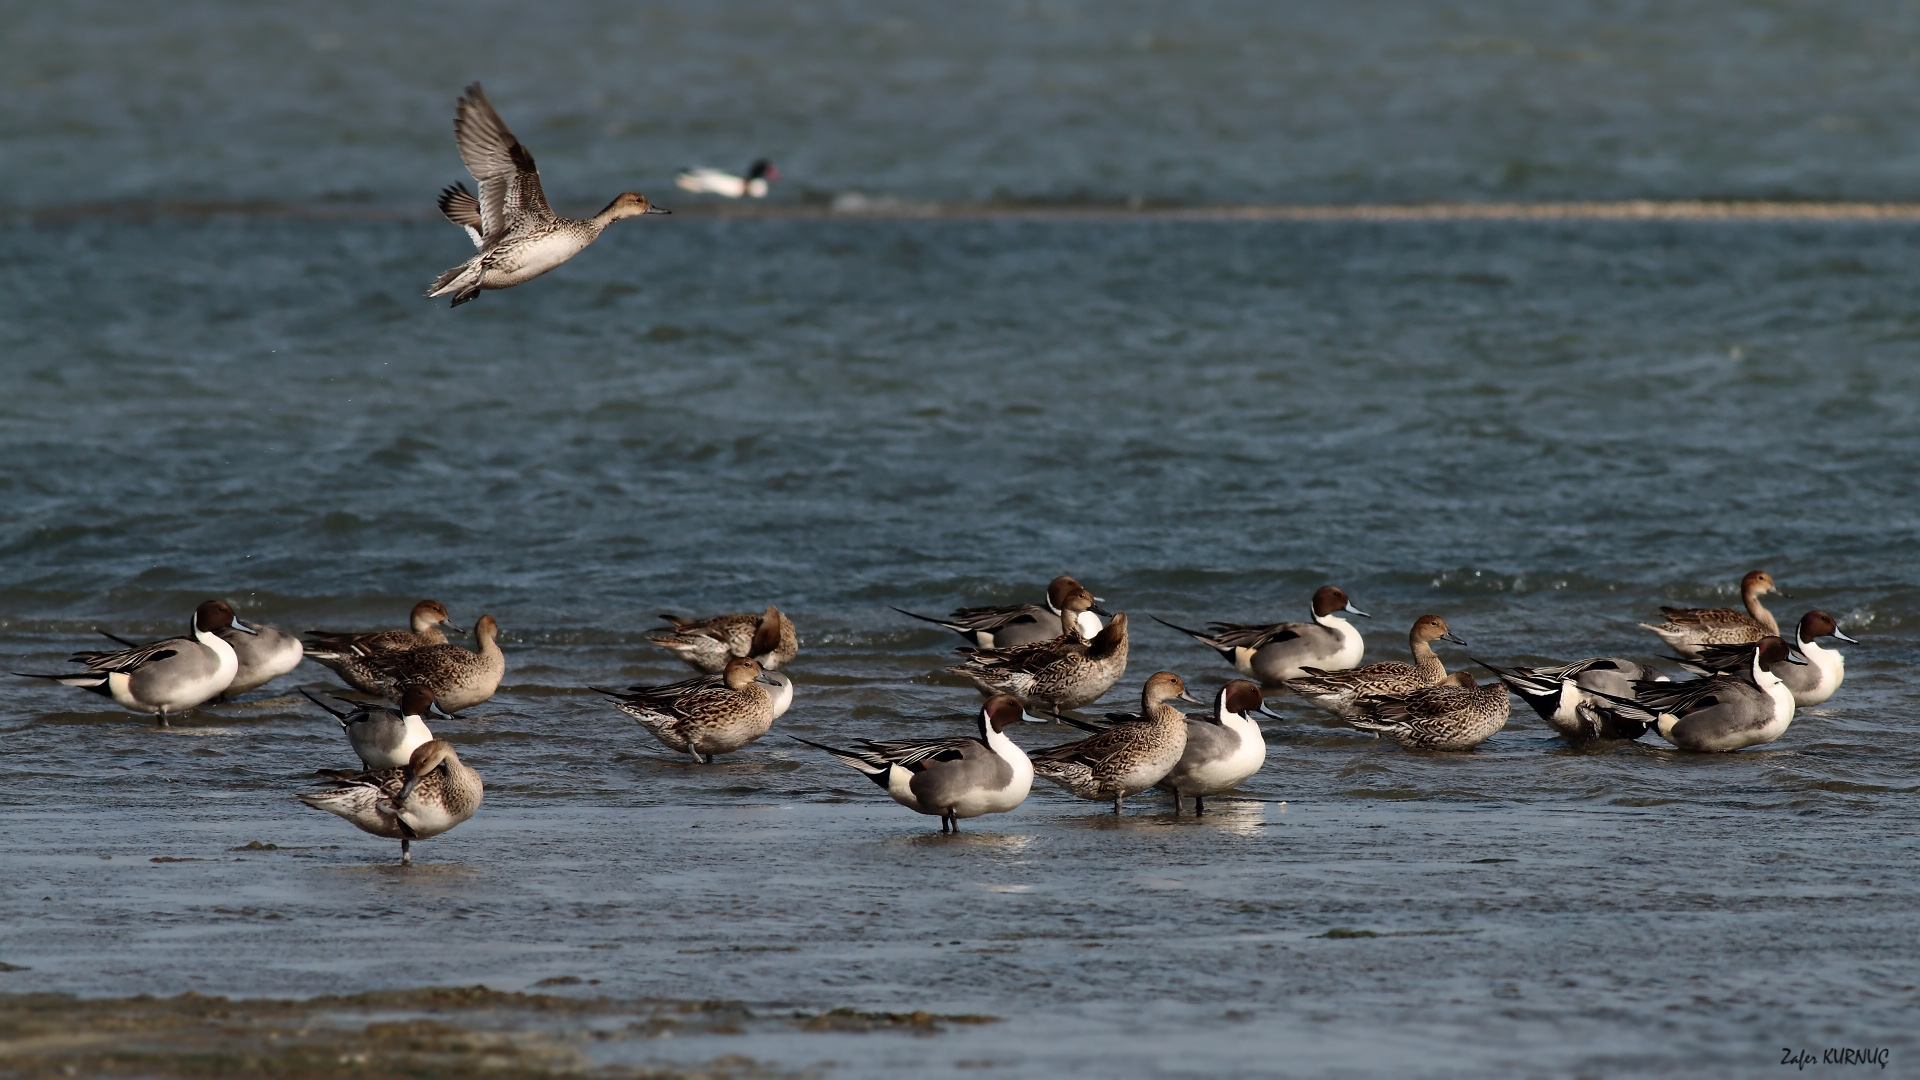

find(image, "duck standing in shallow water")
[1346,671,1511,751]
[1030,671,1196,814]
[324,616,506,714]
[793,695,1047,832]
[648,605,797,673]
[895,575,1110,650]
[427,83,669,307]
[675,159,780,199]
[298,739,483,865]
[1676,610,1855,708]
[1639,570,1785,659]
[1286,615,1463,718]
[96,608,302,700]
[597,656,782,763]
[1155,585,1369,686]
[301,686,437,769]
[1476,656,1663,743]
[946,591,1129,717]
[15,600,255,726]
[1156,680,1277,814]
[1588,637,1805,752]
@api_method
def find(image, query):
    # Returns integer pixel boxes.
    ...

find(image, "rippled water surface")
[5,3,1920,1078]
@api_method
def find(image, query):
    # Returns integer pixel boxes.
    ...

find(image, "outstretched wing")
[452,83,552,241]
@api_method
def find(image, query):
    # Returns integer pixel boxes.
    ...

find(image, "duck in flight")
[428,83,669,307]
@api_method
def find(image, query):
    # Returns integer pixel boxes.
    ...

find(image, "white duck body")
[1156,680,1271,812]
[793,695,1041,831]
[106,630,238,717]
[1783,633,1844,707]
[218,621,304,697]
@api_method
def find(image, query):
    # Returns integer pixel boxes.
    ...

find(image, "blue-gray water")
[4,3,1920,1078]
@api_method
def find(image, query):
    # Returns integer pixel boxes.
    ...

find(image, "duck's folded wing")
[960,636,1083,673]
[853,736,978,769]
[1204,621,1302,648]
[68,639,184,672]
[946,604,1047,632]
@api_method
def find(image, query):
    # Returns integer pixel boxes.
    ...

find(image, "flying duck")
[427,83,669,306]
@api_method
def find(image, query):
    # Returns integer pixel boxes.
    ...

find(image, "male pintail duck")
[15,600,255,726]
[1154,585,1369,686]
[648,604,797,673]
[1346,671,1511,751]
[1676,610,1853,708]
[1587,637,1804,752]
[307,600,460,658]
[297,739,483,864]
[97,612,303,700]
[1285,615,1463,718]
[301,686,437,769]
[894,574,1110,649]
[218,620,304,698]
[675,159,780,199]
[946,592,1129,716]
[1157,680,1278,814]
[323,616,505,713]
[597,656,781,763]
[427,83,669,307]
[1639,570,1785,658]
[1475,657,1665,743]
[791,694,1047,832]
[1030,671,1197,813]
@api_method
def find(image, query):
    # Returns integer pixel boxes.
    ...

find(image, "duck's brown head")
[1409,615,1464,646]
[1742,570,1780,597]
[722,656,764,690]
[982,694,1033,732]
[411,600,456,634]
[195,599,253,635]
[1220,679,1265,721]
[1797,610,1856,644]
[1312,585,1368,619]
[396,739,461,805]
[1754,636,1802,669]
[601,192,671,220]
[399,686,437,719]
[1142,670,1201,708]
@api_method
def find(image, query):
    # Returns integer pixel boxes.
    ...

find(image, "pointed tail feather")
[891,606,964,632]
[1149,614,1230,655]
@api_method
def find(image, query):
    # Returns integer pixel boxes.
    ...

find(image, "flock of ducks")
[12,568,1856,860]
[425,84,777,307]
